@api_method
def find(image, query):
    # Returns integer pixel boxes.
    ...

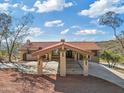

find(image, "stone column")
[74,52,77,61]
[45,54,48,60]
[77,53,80,61]
[83,54,88,76]
[60,50,66,76]
[37,55,43,75]
[20,51,25,61]
[48,52,52,61]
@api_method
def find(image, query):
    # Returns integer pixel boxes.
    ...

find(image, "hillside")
[96,40,124,55]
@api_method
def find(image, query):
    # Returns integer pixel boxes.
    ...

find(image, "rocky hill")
[96,39,124,55]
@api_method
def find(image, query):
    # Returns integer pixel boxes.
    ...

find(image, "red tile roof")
[32,42,93,56]
[67,42,100,50]
[20,41,100,51]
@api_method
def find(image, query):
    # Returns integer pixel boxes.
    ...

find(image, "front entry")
[34,41,89,77]
[66,50,72,58]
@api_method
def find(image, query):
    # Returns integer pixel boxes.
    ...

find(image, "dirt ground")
[0,69,123,93]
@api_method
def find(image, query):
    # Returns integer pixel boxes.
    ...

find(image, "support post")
[60,50,66,76]
[20,51,25,61]
[74,52,77,61]
[83,54,88,76]
[48,52,52,61]
[37,55,43,75]
[45,54,48,60]
[77,53,80,61]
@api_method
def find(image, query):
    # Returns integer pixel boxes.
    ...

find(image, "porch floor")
[66,59,83,74]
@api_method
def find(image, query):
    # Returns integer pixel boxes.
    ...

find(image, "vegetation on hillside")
[98,11,124,65]
[97,39,124,55]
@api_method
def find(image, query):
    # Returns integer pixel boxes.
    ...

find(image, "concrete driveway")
[88,62,124,88]
[1,61,124,88]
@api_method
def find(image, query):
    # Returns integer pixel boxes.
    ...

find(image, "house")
[19,39,100,76]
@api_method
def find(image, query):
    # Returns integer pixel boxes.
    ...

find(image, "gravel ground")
[0,69,123,93]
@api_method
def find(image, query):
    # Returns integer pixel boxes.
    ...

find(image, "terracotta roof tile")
[32,42,93,56]
[20,41,100,51]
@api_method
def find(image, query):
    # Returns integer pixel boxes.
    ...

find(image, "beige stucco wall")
[26,54,37,61]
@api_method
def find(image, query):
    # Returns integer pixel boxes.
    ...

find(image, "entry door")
[66,50,72,58]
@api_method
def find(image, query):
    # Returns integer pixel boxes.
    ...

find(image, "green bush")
[101,50,123,68]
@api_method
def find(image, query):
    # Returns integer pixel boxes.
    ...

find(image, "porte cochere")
[19,39,100,76]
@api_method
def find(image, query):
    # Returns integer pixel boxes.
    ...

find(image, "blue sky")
[0,0,124,42]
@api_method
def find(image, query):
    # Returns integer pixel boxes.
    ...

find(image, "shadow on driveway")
[43,74,124,93]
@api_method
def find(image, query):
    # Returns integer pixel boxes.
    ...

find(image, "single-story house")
[19,39,100,76]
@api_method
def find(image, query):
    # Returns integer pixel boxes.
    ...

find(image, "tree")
[111,54,121,68]
[0,13,33,62]
[99,11,124,49]
[101,50,113,67]
[0,13,12,48]
[101,50,122,68]
[117,31,124,47]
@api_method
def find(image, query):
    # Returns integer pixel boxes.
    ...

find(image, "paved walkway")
[79,61,124,88]
[66,59,82,74]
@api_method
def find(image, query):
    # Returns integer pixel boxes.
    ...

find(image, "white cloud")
[0,2,21,12]
[60,28,69,34]
[12,3,19,8]
[22,5,35,12]
[78,0,124,18]
[0,0,73,13]
[0,2,35,13]
[28,27,44,36]
[44,20,64,27]
[33,0,73,13]
[0,3,10,12]
[71,25,81,29]
[75,29,105,35]
[64,2,73,8]
[4,0,9,2]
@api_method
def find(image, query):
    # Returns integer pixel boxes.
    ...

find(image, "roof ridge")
[30,42,96,43]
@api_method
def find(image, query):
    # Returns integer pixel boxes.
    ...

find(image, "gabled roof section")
[32,42,63,56]
[32,42,93,56]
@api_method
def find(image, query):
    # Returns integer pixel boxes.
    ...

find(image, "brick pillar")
[83,55,88,76]
[37,55,43,75]
[60,50,66,76]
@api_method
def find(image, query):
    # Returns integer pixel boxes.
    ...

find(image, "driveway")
[55,60,124,88]
[0,61,124,88]
[88,62,124,88]
[0,70,124,93]
[78,61,124,88]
